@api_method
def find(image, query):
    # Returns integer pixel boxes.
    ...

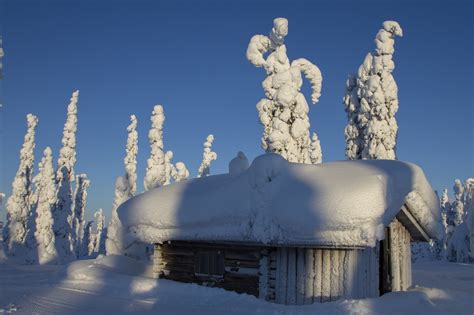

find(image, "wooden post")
[313,249,323,303]
[321,249,331,302]
[286,248,297,305]
[296,248,306,305]
[276,247,288,304]
[390,220,401,291]
[304,249,314,304]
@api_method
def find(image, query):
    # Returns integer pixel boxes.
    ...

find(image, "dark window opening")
[195,251,225,277]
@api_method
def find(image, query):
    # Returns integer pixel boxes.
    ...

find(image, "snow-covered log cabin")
[118,154,441,305]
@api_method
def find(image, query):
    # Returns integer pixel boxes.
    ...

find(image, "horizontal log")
[225,266,260,276]
[225,259,260,268]
[225,252,261,261]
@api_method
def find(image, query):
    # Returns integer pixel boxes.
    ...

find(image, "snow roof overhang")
[396,205,432,242]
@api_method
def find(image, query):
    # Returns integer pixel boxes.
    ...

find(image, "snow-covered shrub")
[229,151,249,175]
[54,90,79,262]
[247,18,323,163]
[124,115,138,196]
[3,114,38,261]
[33,147,58,264]
[343,21,403,160]
[71,174,90,258]
[198,134,217,177]
[173,162,189,182]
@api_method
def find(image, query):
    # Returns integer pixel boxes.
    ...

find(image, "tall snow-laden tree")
[3,114,38,260]
[71,174,90,258]
[144,105,166,191]
[106,176,129,255]
[33,147,58,265]
[124,115,138,196]
[93,209,106,255]
[81,221,94,258]
[247,18,323,164]
[54,90,79,262]
[343,21,403,160]
[198,134,217,177]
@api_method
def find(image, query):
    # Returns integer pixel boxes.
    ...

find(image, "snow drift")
[118,154,441,248]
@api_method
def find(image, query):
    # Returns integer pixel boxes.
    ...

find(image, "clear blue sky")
[1,0,472,222]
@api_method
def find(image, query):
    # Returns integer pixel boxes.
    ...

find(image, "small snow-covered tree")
[3,114,38,260]
[124,115,138,196]
[70,174,90,258]
[53,90,79,262]
[94,208,106,255]
[451,179,465,226]
[309,133,322,164]
[343,21,403,160]
[144,105,166,191]
[33,147,58,264]
[198,134,217,177]
[229,151,249,175]
[247,18,323,163]
[106,176,129,255]
[81,221,94,258]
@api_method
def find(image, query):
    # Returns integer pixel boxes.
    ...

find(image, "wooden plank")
[406,228,412,288]
[296,248,306,305]
[321,249,331,302]
[304,249,314,304]
[329,250,338,301]
[286,248,297,305]
[390,220,401,291]
[258,254,269,300]
[275,247,288,304]
[338,250,345,299]
[313,249,322,303]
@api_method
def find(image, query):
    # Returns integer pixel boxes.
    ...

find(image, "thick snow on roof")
[119,154,442,247]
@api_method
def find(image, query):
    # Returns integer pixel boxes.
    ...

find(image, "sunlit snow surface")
[119,153,441,248]
[0,255,472,314]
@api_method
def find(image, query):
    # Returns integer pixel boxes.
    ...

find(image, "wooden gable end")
[395,205,431,242]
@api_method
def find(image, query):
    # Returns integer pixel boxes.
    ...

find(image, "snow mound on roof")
[118,154,441,247]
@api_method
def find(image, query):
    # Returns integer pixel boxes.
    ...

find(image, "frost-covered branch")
[4,114,38,260]
[343,21,403,160]
[247,18,323,164]
[198,134,217,177]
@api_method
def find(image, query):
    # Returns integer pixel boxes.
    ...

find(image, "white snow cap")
[228,151,249,174]
[119,154,441,248]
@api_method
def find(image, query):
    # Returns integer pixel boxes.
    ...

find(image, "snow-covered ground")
[0,256,472,315]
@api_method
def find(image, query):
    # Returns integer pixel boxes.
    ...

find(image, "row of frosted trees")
[0,91,105,264]
[105,105,218,258]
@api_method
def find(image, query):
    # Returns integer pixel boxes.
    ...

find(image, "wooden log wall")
[272,247,379,305]
[388,219,412,291]
[153,241,263,297]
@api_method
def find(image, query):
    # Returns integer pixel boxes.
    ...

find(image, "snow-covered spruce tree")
[144,105,166,191]
[198,134,217,177]
[124,115,138,196]
[33,147,58,264]
[81,221,94,258]
[144,105,189,187]
[247,18,323,163]
[53,90,79,262]
[105,176,129,255]
[451,179,465,226]
[70,174,90,258]
[343,21,403,160]
[309,133,322,164]
[93,209,106,255]
[3,114,38,260]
